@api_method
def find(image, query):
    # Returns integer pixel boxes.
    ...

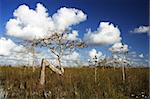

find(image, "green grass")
[0,66,149,99]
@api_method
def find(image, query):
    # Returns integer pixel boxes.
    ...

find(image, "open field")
[0,66,149,99]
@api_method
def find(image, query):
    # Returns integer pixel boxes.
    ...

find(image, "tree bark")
[40,58,45,85]
[95,67,97,83]
[122,65,125,82]
[32,46,35,72]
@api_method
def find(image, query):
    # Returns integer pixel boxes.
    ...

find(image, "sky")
[0,0,149,66]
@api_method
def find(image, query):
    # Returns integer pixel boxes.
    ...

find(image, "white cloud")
[62,51,80,61]
[63,30,79,41]
[84,22,121,45]
[139,53,144,58]
[6,3,52,40]
[130,26,149,33]
[46,51,81,67]
[62,51,81,66]
[0,36,82,66]
[0,37,81,66]
[0,37,15,56]
[52,7,87,31]
[6,3,87,40]
[89,49,103,59]
[0,52,38,66]
[0,37,34,65]
[109,42,128,53]
[0,37,24,56]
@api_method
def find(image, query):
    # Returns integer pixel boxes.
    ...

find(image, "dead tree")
[114,52,129,82]
[34,30,86,85]
[98,58,107,70]
[40,58,65,85]
[31,44,36,72]
[88,55,99,83]
[109,43,129,83]
[18,39,37,72]
[40,58,46,85]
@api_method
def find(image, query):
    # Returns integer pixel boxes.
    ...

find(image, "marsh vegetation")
[0,66,149,99]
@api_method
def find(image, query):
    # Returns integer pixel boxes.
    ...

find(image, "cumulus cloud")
[84,22,121,45]
[130,26,149,33]
[62,51,80,61]
[139,53,144,58]
[0,37,34,65]
[0,51,40,66]
[89,49,104,59]
[0,37,16,56]
[52,7,87,30]
[6,4,52,40]
[0,37,25,56]
[6,3,87,40]
[45,51,81,67]
[0,37,81,66]
[109,42,128,53]
[63,30,79,41]
[62,51,81,66]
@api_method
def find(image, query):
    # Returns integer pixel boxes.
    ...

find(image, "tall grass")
[0,66,149,99]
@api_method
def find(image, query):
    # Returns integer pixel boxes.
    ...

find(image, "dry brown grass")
[0,66,149,99]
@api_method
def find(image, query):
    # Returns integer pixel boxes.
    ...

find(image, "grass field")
[0,66,149,99]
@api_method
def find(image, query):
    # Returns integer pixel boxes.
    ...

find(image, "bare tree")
[34,30,86,85]
[112,52,129,82]
[17,39,37,71]
[88,55,99,83]
[109,43,129,83]
[98,58,107,70]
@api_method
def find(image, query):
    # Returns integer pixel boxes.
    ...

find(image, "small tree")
[109,42,129,82]
[114,52,128,82]
[17,39,37,72]
[34,30,86,85]
[88,52,99,83]
[89,55,98,83]
[88,49,105,83]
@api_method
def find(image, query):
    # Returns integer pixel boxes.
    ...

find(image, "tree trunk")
[40,58,46,85]
[95,67,97,83]
[122,65,125,82]
[113,65,115,70]
[32,46,35,72]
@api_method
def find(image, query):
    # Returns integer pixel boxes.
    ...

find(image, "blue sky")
[0,0,149,64]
